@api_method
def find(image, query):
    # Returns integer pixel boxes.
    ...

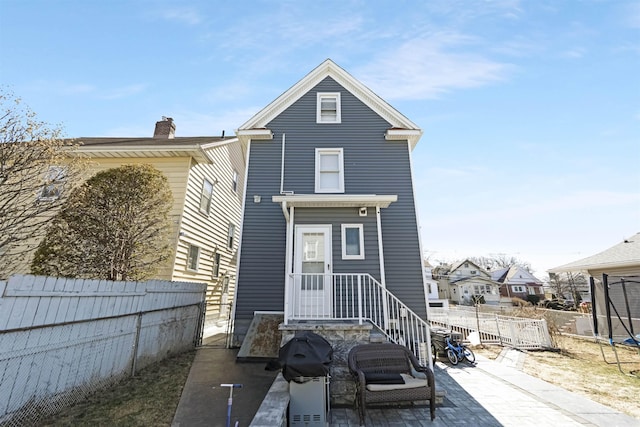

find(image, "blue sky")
[2,0,639,278]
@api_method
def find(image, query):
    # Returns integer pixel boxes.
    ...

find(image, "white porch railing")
[429,307,553,350]
[285,273,431,365]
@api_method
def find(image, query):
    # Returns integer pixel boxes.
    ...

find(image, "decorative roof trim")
[237,59,421,136]
[236,129,274,144]
[76,145,215,163]
[385,129,423,150]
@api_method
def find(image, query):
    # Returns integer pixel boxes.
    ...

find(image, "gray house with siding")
[232,60,429,352]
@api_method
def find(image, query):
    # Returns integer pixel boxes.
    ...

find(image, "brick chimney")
[153,116,176,139]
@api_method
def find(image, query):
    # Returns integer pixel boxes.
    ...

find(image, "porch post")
[357,274,363,325]
[283,203,294,325]
[376,206,390,329]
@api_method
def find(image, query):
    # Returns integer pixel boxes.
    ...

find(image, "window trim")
[316,92,341,124]
[39,166,66,201]
[232,170,238,193]
[187,244,200,272]
[227,223,235,250]
[315,148,344,193]
[512,285,525,293]
[341,224,364,260]
[199,179,214,215]
[212,252,221,278]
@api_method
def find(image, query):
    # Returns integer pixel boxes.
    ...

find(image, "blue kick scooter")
[220,383,243,427]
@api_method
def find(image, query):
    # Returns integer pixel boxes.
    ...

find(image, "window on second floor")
[316,92,341,123]
[187,244,200,271]
[315,148,344,193]
[39,166,66,201]
[232,170,238,193]
[199,179,214,214]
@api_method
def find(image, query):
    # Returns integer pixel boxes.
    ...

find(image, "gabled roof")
[450,276,499,286]
[491,266,543,285]
[449,259,484,274]
[548,233,640,274]
[74,136,238,164]
[236,59,422,149]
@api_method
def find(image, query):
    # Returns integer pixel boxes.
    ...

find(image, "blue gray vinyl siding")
[294,208,380,280]
[234,77,425,340]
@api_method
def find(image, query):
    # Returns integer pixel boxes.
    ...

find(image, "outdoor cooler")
[278,331,333,427]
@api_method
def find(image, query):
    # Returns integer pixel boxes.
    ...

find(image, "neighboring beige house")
[549,232,640,277]
[549,233,640,344]
[8,118,246,326]
[433,259,501,306]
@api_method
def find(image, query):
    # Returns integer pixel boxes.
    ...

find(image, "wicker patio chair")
[348,343,436,424]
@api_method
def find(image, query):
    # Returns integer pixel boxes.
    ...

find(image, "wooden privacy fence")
[429,307,553,350]
[0,275,206,427]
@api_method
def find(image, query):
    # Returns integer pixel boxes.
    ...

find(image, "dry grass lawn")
[475,335,640,419]
[41,350,196,426]
[40,335,639,425]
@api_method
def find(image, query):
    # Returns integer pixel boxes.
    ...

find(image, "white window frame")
[227,223,235,249]
[39,166,66,201]
[187,244,200,271]
[316,92,341,123]
[341,224,364,260]
[232,170,238,192]
[512,285,525,293]
[199,179,214,214]
[315,148,344,193]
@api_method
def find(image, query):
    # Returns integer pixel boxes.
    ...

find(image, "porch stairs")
[238,275,439,405]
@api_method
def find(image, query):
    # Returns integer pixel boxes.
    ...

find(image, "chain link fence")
[0,275,205,426]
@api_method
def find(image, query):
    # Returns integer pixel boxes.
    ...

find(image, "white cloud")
[561,47,586,59]
[157,8,202,26]
[355,34,511,100]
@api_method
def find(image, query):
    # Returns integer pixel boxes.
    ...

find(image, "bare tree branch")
[0,89,88,278]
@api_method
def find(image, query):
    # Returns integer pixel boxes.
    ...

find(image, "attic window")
[317,93,341,123]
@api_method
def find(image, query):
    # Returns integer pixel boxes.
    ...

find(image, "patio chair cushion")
[364,372,405,385]
[366,373,429,391]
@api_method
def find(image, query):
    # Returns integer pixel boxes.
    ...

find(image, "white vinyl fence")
[0,275,206,426]
[429,307,553,350]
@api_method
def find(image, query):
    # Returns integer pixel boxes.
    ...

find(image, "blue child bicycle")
[431,328,476,365]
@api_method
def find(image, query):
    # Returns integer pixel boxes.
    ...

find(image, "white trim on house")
[272,194,397,208]
[315,148,344,193]
[236,59,422,149]
[341,224,365,260]
[316,92,342,124]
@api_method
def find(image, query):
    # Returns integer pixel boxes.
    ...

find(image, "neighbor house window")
[512,285,525,293]
[315,148,344,193]
[341,224,364,260]
[227,224,235,249]
[199,179,214,214]
[187,245,200,271]
[212,253,221,277]
[232,170,238,192]
[316,92,341,123]
[39,166,66,201]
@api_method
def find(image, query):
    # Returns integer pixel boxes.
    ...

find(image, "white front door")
[293,225,332,318]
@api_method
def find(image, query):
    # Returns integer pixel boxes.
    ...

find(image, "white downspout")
[280,133,286,194]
